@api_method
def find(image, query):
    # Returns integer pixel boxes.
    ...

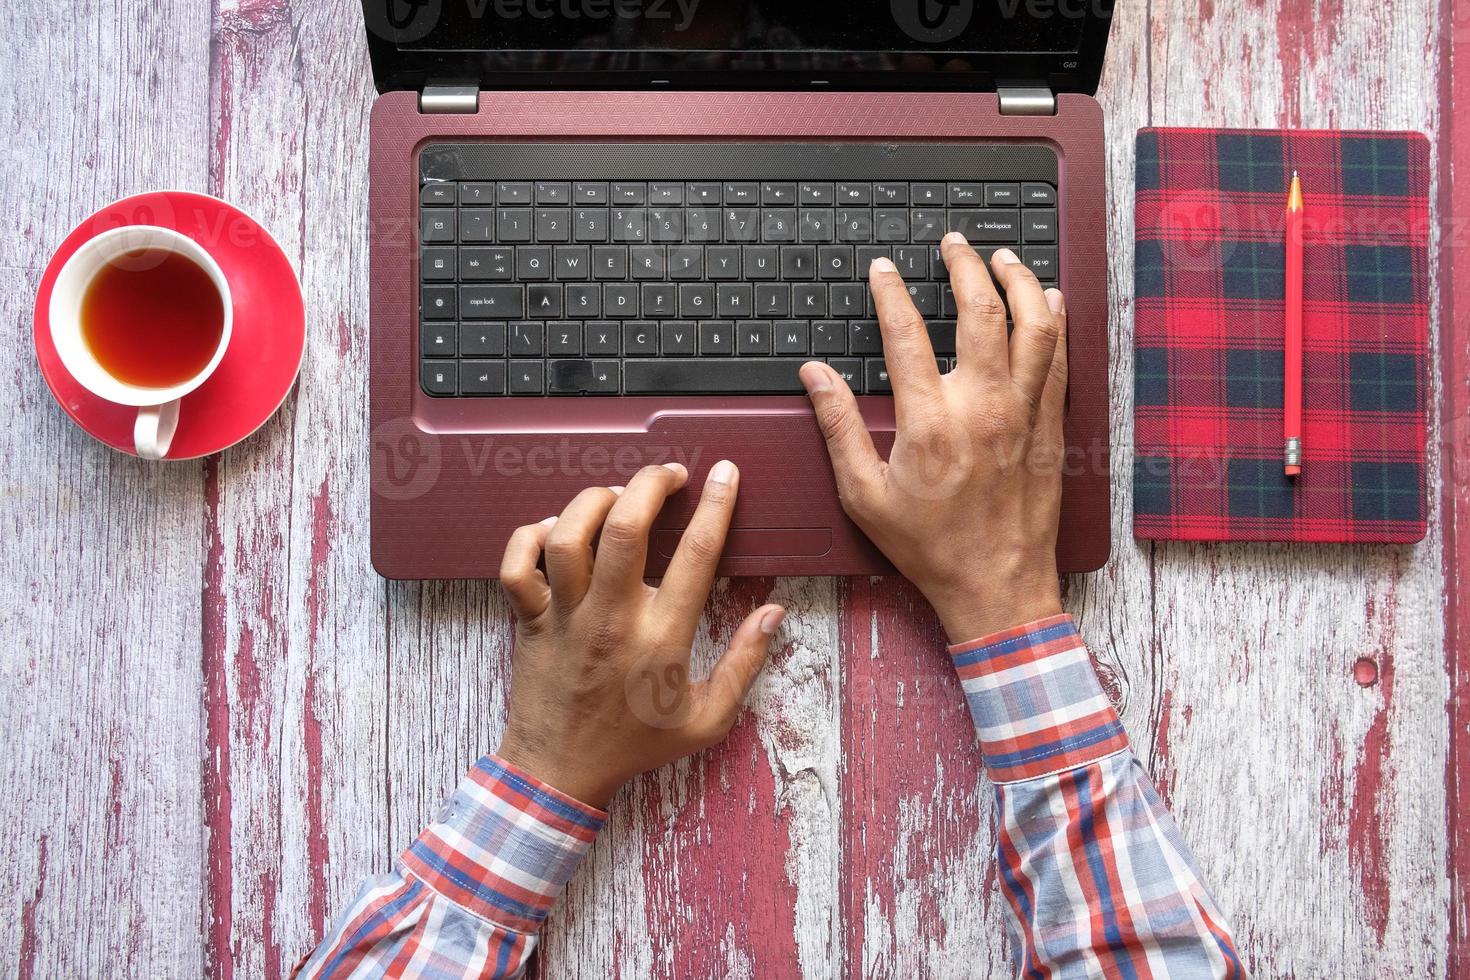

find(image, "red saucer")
[33,191,305,459]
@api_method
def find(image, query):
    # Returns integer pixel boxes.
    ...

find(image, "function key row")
[421,180,1058,209]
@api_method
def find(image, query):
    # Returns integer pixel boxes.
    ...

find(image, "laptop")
[364,0,1115,579]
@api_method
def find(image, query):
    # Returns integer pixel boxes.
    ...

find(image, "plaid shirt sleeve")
[951,614,1246,978]
[294,755,605,979]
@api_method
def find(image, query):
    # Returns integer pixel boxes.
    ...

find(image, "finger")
[589,462,689,596]
[694,603,785,743]
[1038,288,1069,430]
[655,460,740,624]
[543,485,620,609]
[799,361,884,509]
[940,232,1008,375]
[499,517,556,620]
[868,256,942,423]
[992,248,1063,407]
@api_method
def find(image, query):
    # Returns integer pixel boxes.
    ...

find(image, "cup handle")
[135,401,181,460]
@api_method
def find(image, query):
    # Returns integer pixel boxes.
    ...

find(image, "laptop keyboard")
[417,143,1060,397]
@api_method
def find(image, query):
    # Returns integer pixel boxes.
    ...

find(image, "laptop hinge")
[998,87,1057,116]
[420,85,479,114]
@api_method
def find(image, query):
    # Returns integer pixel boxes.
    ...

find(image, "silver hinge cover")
[420,85,479,114]
[998,87,1057,116]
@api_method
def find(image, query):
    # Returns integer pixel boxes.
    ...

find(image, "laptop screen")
[364,0,1114,93]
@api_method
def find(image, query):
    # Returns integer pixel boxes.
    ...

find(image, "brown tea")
[80,248,225,388]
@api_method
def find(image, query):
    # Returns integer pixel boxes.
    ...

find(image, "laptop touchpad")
[653,527,832,559]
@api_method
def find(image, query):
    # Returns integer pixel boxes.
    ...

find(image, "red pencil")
[1284,171,1304,477]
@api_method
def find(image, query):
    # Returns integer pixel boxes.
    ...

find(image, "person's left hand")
[494,460,785,809]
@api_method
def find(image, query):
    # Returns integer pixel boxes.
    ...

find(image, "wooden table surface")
[4,1,1468,976]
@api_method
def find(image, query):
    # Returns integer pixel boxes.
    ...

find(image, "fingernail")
[1045,288,1065,314]
[663,461,688,477]
[870,256,896,273]
[760,607,785,635]
[707,459,736,485]
[609,485,625,496]
[540,516,558,526]
[994,248,1020,265]
[800,362,833,394]
[943,231,968,246]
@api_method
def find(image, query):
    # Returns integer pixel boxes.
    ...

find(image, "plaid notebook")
[1132,127,1430,543]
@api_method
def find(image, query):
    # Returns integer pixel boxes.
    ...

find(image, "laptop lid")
[361,0,1114,99]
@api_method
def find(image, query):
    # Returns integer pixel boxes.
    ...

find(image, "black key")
[706,246,742,280]
[460,247,512,281]
[668,245,704,278]
[849,321,883,355]
[698,321,734,355]
[420,321,457,357]
[987,183,1020,207]
[584,321,620,356]
[774,320,809,354]
[687,208,722,243]
[612,208,647,243]
[762,182,797,205]
[661,321,697,355]
[948,183,983,205]
[793,283,827,317]
[1023,247,1059,281]
[738,320,773,355]
[508,321,544,355]
[460,182,495,206]
[856,246,890,272]
[756,283,791,317]
[566,283,601,318]
[799,182,834,205]
[624,321,658,355]
[827,358,864,392]
[781,246,815,280]
[717,283,753,318]
[547,321,582,355]
[527,284,563,317]
[724,208,760,243]
[818,245,854,280]
[873,210,909,243]
[687,182,721,205]
[516,246,551,280]
[603,283,639,318]
[761,209,797,243]
[948,210,1021,243]
[460,210,494,242]
[927,319,957,355]
[509,360,545,394]
[464,285,523,320]
[837,182,872,205]
[421,284,456,319]
[724,182,759,204]
[624,358,808,393]
[612,182,647,204]
[535,181,569,205]
[549,359,619,394]
[649,182,683,205]
[1024,209,1058,244]
[421,209,455,243]
[554,245,590,279]
[745,245,778,279]
[837,209,873,243]
[800,209,835,243]
[874,182,908,204]
[865,359,893,393]
[830,283,866,318]
[574,181,608,204]
[812,321,846,354]
[574,208,609,243]
[907,283,939,316]
[894,246,927,279]
[630,245,666,279]
[460,321,506,356]
[535,208,570,242]
[497,182,532,204]
[421,361,456,395]
[420,183,456,205]
[460,360,507,395]
[649,209,684,243]
[911,183,945,205]
[641,283,677,318]
[941,285,958,317]
[497,208,532,242]
[420,246,456,281]
[592,245,627,280]
[1022,182,1057,206]
[910,210,943,243]
[679,283,715,318]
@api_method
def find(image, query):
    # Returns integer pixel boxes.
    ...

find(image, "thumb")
[799,361,883,495]
[696,603,785,742]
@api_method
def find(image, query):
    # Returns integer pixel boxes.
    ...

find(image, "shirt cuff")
[399,754,607,934]
[948,613,1130,784]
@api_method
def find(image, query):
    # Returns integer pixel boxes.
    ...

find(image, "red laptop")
[365,0,1114,579]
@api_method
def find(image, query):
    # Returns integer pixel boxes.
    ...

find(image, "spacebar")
[623,359,809,393]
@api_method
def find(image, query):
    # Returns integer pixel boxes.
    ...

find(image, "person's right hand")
[798,235,1070,644]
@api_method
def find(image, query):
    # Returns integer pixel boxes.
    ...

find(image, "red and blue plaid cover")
[1133,127,1430,543]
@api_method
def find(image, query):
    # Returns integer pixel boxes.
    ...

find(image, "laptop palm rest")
[653,527,832,559]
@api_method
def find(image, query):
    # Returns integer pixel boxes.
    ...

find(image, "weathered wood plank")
[0,1,215,976]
